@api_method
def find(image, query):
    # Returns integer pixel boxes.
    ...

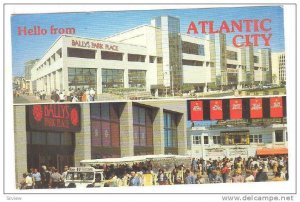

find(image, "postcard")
[5,4,296,197]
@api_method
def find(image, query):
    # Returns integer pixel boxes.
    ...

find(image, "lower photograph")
[13,97,288,190]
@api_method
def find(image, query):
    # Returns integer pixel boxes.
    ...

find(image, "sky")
[11,6,285,76]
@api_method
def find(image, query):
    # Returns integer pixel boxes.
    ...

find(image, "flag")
[190,100,203,121]
[210,100,223,120]
[250,98,263,118]
[270,97,283,118]
[230,99,243,119]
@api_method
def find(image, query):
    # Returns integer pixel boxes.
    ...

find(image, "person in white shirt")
[23,173,33,189]
[59,92,65,102]
[244,170,255,182]
[89,88,96,101]
[72,95,79,102]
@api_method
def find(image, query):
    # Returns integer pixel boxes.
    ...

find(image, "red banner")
[190,101,203,121]
[230,99,243,119]
[250,98,263,118]
[210,100,223,120]
[270,97,283,118]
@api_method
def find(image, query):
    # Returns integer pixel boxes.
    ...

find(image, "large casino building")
[30,16,274,97]
[14,100,187,186]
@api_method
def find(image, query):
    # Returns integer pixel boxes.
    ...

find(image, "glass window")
[139,127,146,146]
[90,103,120,148]
[134,126,140,146]
[133,106,139,125]
[133,106,153,147]
[102,69,124,91]
[182,59,203,66]
[61,133,72,145]
[128,70,146,89]
[68,68,97,91]
[164,112,177,148]
[67,48,96,59]
[198,44,205,56]
[253,56,259,63]
[193,136,201,145]
[251,135,263,143]
[221,131,250,145]
[90,103,101,119]
[101,51,123,61]
[149,56,156,63]
[101,122,111,146]
[182,41,200,55]
[47,133,61,145]
[101,103,110,120]
[226,50,238,60]
[203,136,209,144]
[275,130,284,142]
[31,132,47,145]
[138,107,146,125]
[213,136,221,144]
[262,134,272,143]
[128,54,146,62]
[91,120,101,146]
[157,57,163,64]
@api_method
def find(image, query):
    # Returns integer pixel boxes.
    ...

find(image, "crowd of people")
[19,166,69,189]
[188,155,288,184]
[19,155,288,189]
[48,88,96,103]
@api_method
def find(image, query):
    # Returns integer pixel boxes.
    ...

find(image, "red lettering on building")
[71,40,118,51]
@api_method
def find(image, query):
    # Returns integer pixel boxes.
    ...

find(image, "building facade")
[30,16,273,97]
[24,59,39,92]
[187,96,287,159]
[187,123,287,159]
[271,52,286,85]
[14,100,187,187]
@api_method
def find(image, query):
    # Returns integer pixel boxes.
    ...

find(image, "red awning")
[256,148,288,156]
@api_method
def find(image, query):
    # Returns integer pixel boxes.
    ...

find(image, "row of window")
[68,68,147,91]
[36,48,62,71]
[89,103,178,148]
[192,130,286,145]
[27,132,73,146]
[182,59,215,67]
[67,48,163,63]
[182,42,205,56]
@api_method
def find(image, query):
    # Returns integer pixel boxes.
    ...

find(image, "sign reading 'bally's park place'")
[27,104,81,132]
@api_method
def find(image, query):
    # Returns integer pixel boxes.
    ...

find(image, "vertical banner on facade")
[210,100,223,120]
[250,98,263,118]
[91,121,101,146]
[190,100,203,121]
[101,122,111,146]
[230,99,243,119]
[270,97,283,118]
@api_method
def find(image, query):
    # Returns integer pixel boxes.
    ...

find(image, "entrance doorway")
[26,131,75,173]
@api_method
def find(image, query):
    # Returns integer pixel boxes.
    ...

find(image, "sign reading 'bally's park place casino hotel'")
[27,104,81,132]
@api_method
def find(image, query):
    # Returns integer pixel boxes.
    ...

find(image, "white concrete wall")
[189,124,287,159]
[182,65,211,84]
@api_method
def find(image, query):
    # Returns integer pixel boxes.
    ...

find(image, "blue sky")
[11,6,284,76]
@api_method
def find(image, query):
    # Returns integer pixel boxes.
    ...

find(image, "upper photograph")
[11,6,286,103]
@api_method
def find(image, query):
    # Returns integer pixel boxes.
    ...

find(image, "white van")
[65,167,105,188]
